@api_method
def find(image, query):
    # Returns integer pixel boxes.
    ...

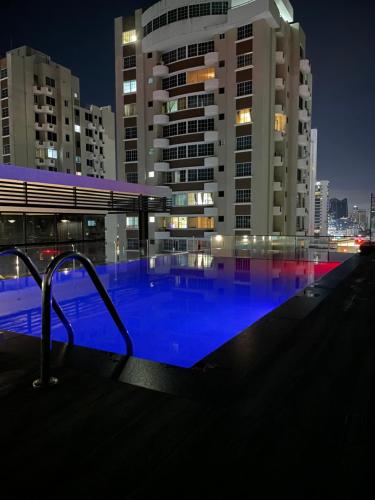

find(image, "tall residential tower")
[115,0,313,251]
[0,46,116,179]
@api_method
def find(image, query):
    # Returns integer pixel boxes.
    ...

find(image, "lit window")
[122,30,137,44]
[74,124,81,133]
[148,171,155,178]
[75,156,81,163]
[74,92,78,98]
[126,216,139,228]
[123,80,137,94]
[275,113,287,132]
[47,148,58,159]
[187,68,215,84]
[124,103,136,116]
[236,108,252,124]
[149,216,155,223]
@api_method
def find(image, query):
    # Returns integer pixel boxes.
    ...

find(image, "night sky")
[1,0,374,209]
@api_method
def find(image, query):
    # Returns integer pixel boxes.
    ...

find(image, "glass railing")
[0,234,361,280]
[210,235,361,262]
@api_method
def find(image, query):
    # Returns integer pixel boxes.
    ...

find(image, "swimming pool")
[0,254,340,367]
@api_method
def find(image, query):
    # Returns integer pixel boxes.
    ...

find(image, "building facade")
[115,0,313,252]
[314,180,329,236]
[308,128,317,235]
[0,46,115,179]
[329,198,348,220]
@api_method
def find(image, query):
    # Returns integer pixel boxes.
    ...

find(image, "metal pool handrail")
[33,251,133,389]
[0,246,74,344]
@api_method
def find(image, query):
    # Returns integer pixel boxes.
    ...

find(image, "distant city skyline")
[1,0,374,207]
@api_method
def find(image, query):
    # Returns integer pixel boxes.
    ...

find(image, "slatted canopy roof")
[0,164,171,214]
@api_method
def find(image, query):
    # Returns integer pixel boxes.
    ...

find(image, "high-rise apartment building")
[115,0,313,252]
[0,46,115,179]
[329,198,348,220]
[308,128,317,235]
[314,180,329,236]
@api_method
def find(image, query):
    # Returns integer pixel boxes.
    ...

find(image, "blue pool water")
[0,254,339,367]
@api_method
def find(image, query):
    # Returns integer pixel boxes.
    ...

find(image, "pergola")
[0,163,171,246]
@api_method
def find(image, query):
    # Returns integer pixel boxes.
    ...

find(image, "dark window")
[168,9,177,23]
[64,100,69,107]
[125,126,137,139]
[178,6,188,20]
[219,60,225,67]
[65,117,69,125]
[1,68,8,79]
[218,191,224,197]
[125,150,138,162]
[237,24,253,40]
[219,165,224,172]
[148,101,153,107]
[219,87,225,94]
[237,80,252,96]
[1,88,8,98]
[45,76,55,87]
[219,33,225,39]
[218,216,224,222]
[148,125,153,131]
[46,96,55,106]
[126,172,138,183]
[147,52,153,58]
[219,113,225,120]
[65,134,70,142]
[123,55,136,69]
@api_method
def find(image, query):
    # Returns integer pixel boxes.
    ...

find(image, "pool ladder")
[0,247,133,389]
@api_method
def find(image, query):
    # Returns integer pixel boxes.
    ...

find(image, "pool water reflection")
[0,254,340,367]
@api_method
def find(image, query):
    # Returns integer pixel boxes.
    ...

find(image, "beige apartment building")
[0,46,115,179]
[115,0,313,252]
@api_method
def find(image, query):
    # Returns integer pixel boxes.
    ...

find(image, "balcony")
[300,59,311,74]
[153,64,169,77]
[204,78,219,91]
[204,182,218,193]
[299,109,311,122]
[204,105,219,117]
[204,131,219,142]
[154,162,170,172]
[273,156,283,167]
[153,114,169,125]
[34,104,54,114]
[42,123,56,132]
[153,90,169,102]
[34,122,44,131]
[273,206,282,216]
[275,78,285,90]
[298,158,309,169]
[204,52,219,66]
[204,207,218,216]
[298,134,308,146]
[299,84,311,99]
[275,131,284,142]
[297,207,307,217]
[297,183,307,193]
[153,138,169,148]
[273,181,282,191]
[204,157,218,168]
[275,51,285,64]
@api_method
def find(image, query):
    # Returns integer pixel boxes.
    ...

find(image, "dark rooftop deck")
[1,252,375,497]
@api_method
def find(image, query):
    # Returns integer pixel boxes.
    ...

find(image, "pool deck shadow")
[1,252,375,498]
